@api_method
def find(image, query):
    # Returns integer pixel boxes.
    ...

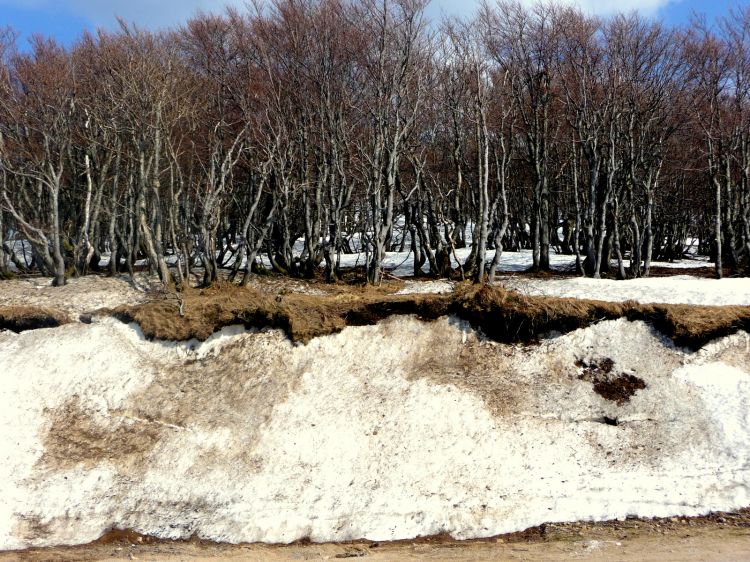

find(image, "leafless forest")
[1,0,749,287]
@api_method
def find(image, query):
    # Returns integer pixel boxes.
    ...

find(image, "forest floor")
[4,512,750,561]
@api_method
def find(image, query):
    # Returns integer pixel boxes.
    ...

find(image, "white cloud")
[431,0,675,18]
[573,0,673,15]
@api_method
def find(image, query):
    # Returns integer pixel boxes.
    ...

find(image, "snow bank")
[2,315,750,549]
[504,275,750,306]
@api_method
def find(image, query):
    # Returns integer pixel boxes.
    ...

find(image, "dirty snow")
[0,275,153,320]
[2,315,750,549]
[396,280,455,295]
[503,275,750,306]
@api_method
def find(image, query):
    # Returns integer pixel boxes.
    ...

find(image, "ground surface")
[3,268,750,559]
[4,515,750,561]
[0,275,153,320]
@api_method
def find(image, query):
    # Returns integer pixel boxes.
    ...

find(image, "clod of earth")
[577,358,648,405]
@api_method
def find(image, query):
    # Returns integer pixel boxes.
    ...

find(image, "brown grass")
[0,306,68,333]
[111,282,449,343]
[108,282,750,350]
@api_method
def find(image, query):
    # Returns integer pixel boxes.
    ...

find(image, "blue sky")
[0,0,741,49]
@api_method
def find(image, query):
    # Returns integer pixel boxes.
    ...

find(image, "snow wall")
[2,315,750,549]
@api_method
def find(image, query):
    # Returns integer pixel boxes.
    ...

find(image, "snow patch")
[0,275,151,320]
[503,275,750,306]
[396,280,455,295]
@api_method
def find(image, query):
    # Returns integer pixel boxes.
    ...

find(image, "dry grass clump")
[0,305,69,333]
[109,282,750,350]
[647,304,750,349]
[112,284,284,341]
[460,286,750,349]
[111,282,450,343]
[456,285,637,342]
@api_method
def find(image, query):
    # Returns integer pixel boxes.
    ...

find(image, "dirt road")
[4,515,750,562]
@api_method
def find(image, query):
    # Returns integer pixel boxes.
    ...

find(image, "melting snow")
[2,316,750,548]
[503,275,750,306]
[396,280,455,295]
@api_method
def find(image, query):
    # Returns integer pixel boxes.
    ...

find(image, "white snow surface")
[241,236,711,278]
[503,275,750,306]
[2,315,750,549]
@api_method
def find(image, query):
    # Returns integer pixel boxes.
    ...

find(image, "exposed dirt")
[109,281,449,343]
[4,512,750,561]
[39,397,162,473]
[576,358,647,405]
[0,305,68,333]
[647,265,718,278]
[3,273,750,348]
[402,317,523,418]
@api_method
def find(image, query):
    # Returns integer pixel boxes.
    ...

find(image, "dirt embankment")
[0,306,68,333]
[108,282,750,350]
[3,273,749,348]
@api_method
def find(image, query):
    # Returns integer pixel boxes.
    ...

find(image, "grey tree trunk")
[715,174,723,279]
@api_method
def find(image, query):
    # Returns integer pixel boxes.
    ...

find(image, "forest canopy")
[0,0,748,287]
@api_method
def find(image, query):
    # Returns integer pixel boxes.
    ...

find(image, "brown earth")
[576,357,648,405]
[4,512,750,561]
